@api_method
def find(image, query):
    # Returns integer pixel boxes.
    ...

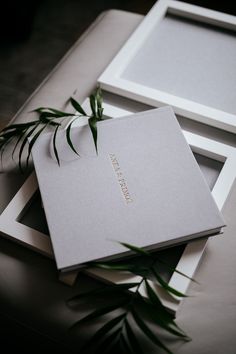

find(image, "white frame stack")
[99,0,236,133]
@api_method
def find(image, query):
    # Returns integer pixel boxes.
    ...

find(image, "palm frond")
[0,87,103,171]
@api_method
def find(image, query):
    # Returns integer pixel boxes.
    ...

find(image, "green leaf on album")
[0,87,195,354]
[88,116,98,153]
[95,86,104,120]
[89,261,148,275]
[89,93,97,117]
[70,299,128,329]
[66,119,80,156]
[70,97,87,116]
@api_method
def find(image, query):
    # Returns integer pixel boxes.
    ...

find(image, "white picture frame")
[0,172,52,257]
[0,99,235,312]
[98,0,236,133]
[0,175,77,286]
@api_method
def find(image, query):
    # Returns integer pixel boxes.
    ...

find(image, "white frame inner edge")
[0,100,235,312]
[98,0,236,133]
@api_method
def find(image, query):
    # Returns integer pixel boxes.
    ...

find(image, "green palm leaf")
[18,123,41,172]
[151,267,187,298]
[125,319,144,354]
[1,121,38,132]
[25,123,49,169]
[66,119,80,156]
[120,333,134,354]
[93,327,121,354]
[95,86,103,120]
[89,94,97,117]
[155,258,197,283]
[33,107,74,117]
[141,283,189,339]
[142,282,177,324]
[131,309,173,354]
[0,87,103,169]
[0,136,14,167]
[79,313,125,354]
[0,129,22,140]
[25,123,50,168]
[119,242,150,257]
[88,116,98,154]
[12,131,27,159]
[70,97,86,116]
[90,261,147,273]
[70,298,128,330]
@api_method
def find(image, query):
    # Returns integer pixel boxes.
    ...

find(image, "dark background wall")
[0,0,155,131]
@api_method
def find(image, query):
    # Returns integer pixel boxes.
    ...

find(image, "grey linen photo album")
[31,107,225,271]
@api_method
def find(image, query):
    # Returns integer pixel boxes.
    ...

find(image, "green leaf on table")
[131,309,173,354]
[125,319,144,354]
